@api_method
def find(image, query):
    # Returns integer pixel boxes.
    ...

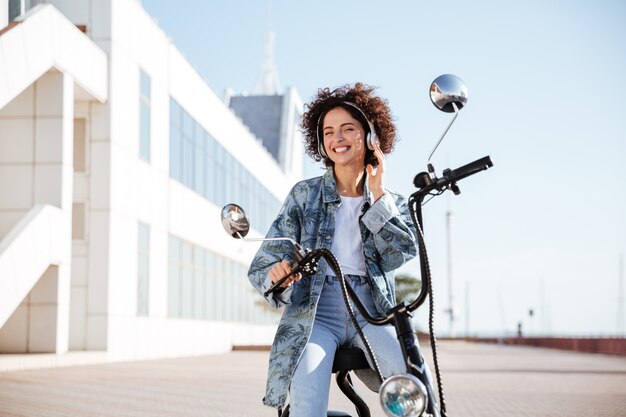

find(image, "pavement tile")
[0,341,625,417]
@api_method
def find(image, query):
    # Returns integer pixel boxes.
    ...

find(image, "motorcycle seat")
[332,347,371,373]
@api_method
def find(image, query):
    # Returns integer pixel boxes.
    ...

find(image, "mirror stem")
[237,235,297,244]
[427,102,459,164]
[233,234,306,258]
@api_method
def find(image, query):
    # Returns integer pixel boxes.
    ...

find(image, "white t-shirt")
[328,195,367,277]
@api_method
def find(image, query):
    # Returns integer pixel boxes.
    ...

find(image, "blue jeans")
[289,275,408,417]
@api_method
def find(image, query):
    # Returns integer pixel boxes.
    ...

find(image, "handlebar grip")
[263,268,298,297]
[444,156,493,183]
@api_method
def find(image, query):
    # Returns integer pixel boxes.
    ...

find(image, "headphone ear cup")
[318,139,327,158]
[317,128,328,158]
[316,113,328,159]
[366,122,378,150]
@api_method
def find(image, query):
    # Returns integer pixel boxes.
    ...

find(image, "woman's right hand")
[269,259,302,288]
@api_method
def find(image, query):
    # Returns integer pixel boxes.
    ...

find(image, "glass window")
[233,161,241,204]
[181,242,194,318]
[217,145,227,204]
[170,99,181,128]
[194,129,205,196]
[182,135,194,189]
[166,97,282,234]
[206,136,216,202]
[169,124,181,181]
[9,0,21,22]
[206,252,217,320]
[167,233,278,324]
[215,162,224,205]
[168,263,180,318]
[201,132,210,199]
[140,102,150,161]
[194,247,206,319]
[168,237,181,318]
[139,70,151,162]
[215,255,223,320]
[137,223,150,316]
[224,260,232,321]
[140,70,151,99]
[137,257,149,315]
[182,111,193,139]
[240,170,249,211]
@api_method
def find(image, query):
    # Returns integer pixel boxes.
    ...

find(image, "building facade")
[0,0,304,360]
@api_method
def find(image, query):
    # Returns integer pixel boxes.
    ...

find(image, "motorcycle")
[220,74,493,417]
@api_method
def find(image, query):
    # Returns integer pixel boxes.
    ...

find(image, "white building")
[0,0,304,361]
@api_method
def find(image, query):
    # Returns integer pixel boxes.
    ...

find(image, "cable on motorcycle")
[409,197,448,417]
[322,248,385,384]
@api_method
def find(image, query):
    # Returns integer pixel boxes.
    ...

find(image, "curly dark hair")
[301,82,397,167]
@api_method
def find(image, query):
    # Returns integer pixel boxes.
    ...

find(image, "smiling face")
[321,106,367,168]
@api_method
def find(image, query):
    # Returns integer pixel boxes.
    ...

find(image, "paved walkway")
[0,341,625,417]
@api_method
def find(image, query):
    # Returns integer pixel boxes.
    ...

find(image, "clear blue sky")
[142,0,626,336]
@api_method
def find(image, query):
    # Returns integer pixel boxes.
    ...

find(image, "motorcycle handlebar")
[267,155,493,321]
[408,155,493,312]
[442,155,493,184]
[413,155,493,198]
[266,248,392,325]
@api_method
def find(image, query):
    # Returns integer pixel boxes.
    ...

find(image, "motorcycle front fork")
[391,304,441,417]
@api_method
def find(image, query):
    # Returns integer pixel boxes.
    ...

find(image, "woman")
[248,83,419,416]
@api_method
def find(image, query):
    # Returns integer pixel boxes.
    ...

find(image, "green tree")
[395,273,422,304]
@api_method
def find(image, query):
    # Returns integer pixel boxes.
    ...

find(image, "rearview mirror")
[221,204,250,238]
[430,74,468,113]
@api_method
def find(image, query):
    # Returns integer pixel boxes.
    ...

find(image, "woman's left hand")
[366,144,386,202]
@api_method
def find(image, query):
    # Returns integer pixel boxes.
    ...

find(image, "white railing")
[0,205,64,327]
[0,4,107,109]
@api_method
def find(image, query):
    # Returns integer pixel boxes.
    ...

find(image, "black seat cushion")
[332,347,371,373]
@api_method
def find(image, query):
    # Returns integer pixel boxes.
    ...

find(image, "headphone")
[316,101,378,159]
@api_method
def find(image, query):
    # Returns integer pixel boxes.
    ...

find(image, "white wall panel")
[85,314,107,350]
[34,118,64,162]
[71,254,88,286]
[148,226,168,318]
[35,71,64,116]
[28,305,58,352]
[0,305,28,352]
[0,119,34,163]
[2,26,29,98]
[0,166,33,209]
[33,164,63,207]
[0,83,34,117]
[69,286,87,349]
[107,211,139,316]
[29,265,59,304]
[89,141,110,209]
[0,212,25,237]
[0,36,10,100]
[90,101,110,141]
[86,211,109,315]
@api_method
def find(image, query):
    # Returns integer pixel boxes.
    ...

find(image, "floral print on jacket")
[247,166,418,409]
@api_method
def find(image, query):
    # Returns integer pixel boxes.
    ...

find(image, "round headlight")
[379,374,428,417]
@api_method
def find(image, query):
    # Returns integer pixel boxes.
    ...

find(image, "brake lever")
[263,268,301,297]
[263,248,321,297]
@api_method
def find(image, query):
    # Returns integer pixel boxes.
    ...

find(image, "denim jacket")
[248,166,418,409]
